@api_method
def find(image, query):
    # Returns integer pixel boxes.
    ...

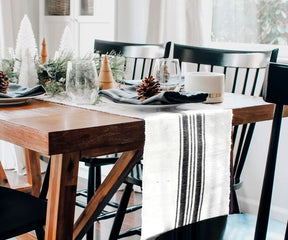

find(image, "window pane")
[212,0,288,45]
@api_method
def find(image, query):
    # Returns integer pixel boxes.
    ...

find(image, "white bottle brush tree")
[18,49,38,88]
[54,26,74,60]
[14,15,38,87]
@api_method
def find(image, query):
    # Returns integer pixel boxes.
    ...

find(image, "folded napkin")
[0,84,46,98]
[99,85,208,105]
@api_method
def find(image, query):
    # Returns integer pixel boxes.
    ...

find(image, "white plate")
[0,94,45,106]
[123,77,185,86]
[123,80,142,85]
[101,97,182,109]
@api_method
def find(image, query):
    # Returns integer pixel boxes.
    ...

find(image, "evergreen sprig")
[37,50,73,96]
[1,58,19,83]
[1,49,126,96]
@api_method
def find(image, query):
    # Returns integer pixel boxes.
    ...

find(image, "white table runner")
[40,95,232,239]
[142,109,231,239]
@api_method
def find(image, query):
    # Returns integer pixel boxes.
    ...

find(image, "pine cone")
[0,71,9,94]
[137,76,160,101]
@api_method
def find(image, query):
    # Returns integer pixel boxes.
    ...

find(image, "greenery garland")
[37,50,73,96]
[1,50,126,96]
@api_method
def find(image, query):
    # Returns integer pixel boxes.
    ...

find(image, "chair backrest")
[255,62,288,239]
[94,39,171,80]
[173,43,279,213]
[173,43,278,96]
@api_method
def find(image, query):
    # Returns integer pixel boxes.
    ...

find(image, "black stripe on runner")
[175,114,183,226]
[197,113,206,220]
[177,113,190,227]
[192,113,204,222]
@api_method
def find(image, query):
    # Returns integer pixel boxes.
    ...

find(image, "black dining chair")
[94,39,171,80]
[0,164,49,240]
[156,62,288,240]
[77,39,171,239]
[173,43,279,213]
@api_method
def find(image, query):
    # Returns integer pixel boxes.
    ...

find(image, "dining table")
[0,93,287,240]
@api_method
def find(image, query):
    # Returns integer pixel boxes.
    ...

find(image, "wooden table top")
[0,94,286,156]
[0,100,144,155]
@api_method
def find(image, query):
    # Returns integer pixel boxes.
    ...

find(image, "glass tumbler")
[153,58,181,91]
[66,60,99,104]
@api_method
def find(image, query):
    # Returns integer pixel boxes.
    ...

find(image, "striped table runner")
[141,109,232,239]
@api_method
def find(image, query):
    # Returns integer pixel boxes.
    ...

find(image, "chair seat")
[0,186,47,239]
[156,214,286,240]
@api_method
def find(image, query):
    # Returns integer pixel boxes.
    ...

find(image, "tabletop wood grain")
[0,100,145,155]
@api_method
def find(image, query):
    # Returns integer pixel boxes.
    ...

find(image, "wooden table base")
[24,149,42,197]
[45,152,80,240]
[73,149,143,240]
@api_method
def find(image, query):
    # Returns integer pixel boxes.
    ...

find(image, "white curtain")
[146,0,212,46]
[115,0,150,43]
[0,0,39,173]
[0,0,39,57]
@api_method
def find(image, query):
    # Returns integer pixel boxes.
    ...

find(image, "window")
[211,0,288,60]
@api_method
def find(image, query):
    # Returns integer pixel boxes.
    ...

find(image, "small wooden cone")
[99,55,116,89]
[41,38,48,64]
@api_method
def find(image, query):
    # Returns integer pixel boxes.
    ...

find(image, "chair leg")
[229,186,240,214]
[35,226,45,240]
[87,166,96,201]
[109,182,133,240]
[86,166,96,240]
[254,104,283,240]
[39,158,51,200]
[234,123,256,185]
[285,222,288,240]
[95,165,101,189]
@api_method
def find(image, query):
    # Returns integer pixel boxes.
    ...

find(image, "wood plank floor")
[5,170,142,240]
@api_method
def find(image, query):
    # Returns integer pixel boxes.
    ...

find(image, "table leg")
[45,152,80,240]
[73,149,143,240]
[24,149,42,196]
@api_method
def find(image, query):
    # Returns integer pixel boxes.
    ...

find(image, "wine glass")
[153,58,181,91]
[66,60,99,104]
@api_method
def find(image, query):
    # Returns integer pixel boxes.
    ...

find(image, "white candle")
[185,72,225,103]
